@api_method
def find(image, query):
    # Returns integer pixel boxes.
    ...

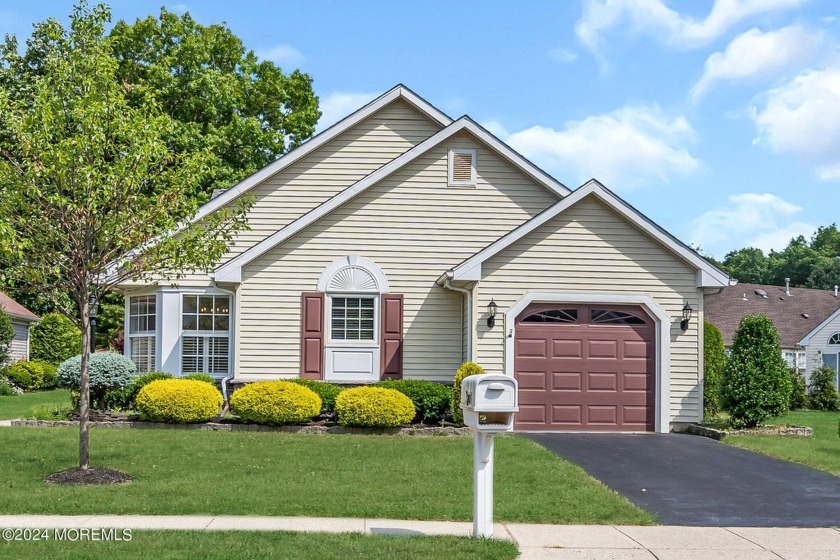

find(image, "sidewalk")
[1,515,838,559]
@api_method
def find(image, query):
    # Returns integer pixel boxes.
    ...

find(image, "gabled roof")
[705,283,840,347]
[213,117,571,283]
[0,290,39,322]
[187,84,453,227]
[447,179,729,288]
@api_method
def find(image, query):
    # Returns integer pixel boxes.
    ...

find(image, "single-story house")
[117,84,729,433]
[0,290,40,363]
[705,282,840,387]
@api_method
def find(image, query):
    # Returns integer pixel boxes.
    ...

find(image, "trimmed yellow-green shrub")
[451,362,485,426]
[136,379,223,423]
[230,381,321,425]
[335,386,415,428]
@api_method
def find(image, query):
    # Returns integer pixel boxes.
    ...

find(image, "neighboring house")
[117,84,729,433]
[705,282,840,387]
[0,290,40,363]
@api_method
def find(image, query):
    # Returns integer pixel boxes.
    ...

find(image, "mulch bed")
[43,467,133,485]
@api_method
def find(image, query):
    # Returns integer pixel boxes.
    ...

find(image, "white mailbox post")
[460,374,519,538]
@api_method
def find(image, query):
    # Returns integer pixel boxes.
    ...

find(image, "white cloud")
[576,0,807,53]
[257,44,306,67]
[316,91,380,132]
[497,105,698,189]
[690,193,815,254]
[751,67,840,180]
[691,26,823,102]
[549,47,578,63]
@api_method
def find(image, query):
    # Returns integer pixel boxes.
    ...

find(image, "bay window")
[128,295,156,372]
[181,294,230,376]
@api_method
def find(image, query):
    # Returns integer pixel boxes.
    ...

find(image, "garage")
[514,303,655,431]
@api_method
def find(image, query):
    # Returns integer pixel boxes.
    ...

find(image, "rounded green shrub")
[808,365,840,411]
[0,378,17,396]
[788,368,808,411]
[377,379,450,423]
[0,311,13,365]
[703,320,725,418]
[288,378,345,413]
[335,386,415,428]
[136,379,223,423]
[34,362,58,390]
[57,352,137,409]
[182,373,216,385]
[451,362,485,426]
[230,381,322,425]
[103,371,173,410]
[5,361,43,390]
[30,312,82,365]
[719,314,792,428]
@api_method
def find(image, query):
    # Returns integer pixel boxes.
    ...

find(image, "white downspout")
[442,270,472,362]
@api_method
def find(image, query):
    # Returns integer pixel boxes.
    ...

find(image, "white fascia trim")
[503,292,672,433]
[798,307,840,346]
[187,85,451,227]
[451,179,729,288]
[215,118,570,281]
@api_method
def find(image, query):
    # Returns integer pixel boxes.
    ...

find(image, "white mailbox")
[460,374,519,433]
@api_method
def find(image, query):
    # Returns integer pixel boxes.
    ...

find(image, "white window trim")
[448,148,477,187]
[503,292,673,434]
[125,293,159,372]
[326,293,379,347]
[177,289,234,378]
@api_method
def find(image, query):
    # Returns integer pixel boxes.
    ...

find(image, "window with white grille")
[128,295,156,372]
[181,294,230,376]
[448,149,476,186]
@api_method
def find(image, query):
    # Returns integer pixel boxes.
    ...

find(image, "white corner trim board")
[450,180,729,288]
[214,117,571,283]
[503,292,672,433]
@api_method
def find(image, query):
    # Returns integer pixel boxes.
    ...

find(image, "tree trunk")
[79,298,90,470]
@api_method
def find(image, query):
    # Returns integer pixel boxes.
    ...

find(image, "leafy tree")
[0,309,13,365]
[108,7,320,198]
[703,320,725,418]
[787,368,808,410]
[811,224,840,256]
[0,3,250,471]
[721,247,767,284]
[808,365,840,411]
[806,256,840,291]
[30,313,82,365]
[94,291,124,349]
[766,236,820,287]
[719,314,791,428]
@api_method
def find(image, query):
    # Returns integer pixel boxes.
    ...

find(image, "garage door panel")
[515,303,655,431]
[517,371,548,390]
[516,338,548,358]
[587,339,617,358]
[551,339,583,358]
[551,405,582,425]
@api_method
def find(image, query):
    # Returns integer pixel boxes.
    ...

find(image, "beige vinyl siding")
[9,321,30,362]
[143,99,443,288]
[803,314,840,385]
[238,131,560,379]
[476,196,703,424]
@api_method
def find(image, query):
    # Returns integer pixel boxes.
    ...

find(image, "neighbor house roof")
[0,290,39,322]
[704,283,840,348]
[447,179,729,288]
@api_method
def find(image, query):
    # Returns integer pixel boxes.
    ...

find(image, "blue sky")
[3,1,839,259]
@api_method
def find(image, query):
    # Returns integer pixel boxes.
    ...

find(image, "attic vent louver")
[448,149,476,186]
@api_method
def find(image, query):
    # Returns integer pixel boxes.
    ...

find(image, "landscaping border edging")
[683,423,812,440]
[9,419,472,436]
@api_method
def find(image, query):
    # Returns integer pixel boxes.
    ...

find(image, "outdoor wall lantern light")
[487,299,498,329]
[680,302,693,331]
[89,293,98,353]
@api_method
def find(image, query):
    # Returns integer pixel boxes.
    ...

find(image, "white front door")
[324,295,379,382]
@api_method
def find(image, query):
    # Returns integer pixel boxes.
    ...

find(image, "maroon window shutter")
[380,294,404,380]
[300,292,325,379]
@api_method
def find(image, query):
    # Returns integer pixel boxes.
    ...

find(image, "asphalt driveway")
[525,433,840,527]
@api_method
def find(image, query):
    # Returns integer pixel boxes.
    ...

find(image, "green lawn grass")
[0,427,652,524]
[725,410,840,476]
[0,530,519,560]
[0,389,71,420]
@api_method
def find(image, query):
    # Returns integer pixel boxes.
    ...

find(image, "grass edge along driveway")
[724,410,840,477]
[0,427,653,524]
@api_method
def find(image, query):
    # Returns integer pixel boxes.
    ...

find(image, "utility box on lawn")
[460,374,519,432]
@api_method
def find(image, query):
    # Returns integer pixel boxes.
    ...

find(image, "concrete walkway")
[1,515,838,559]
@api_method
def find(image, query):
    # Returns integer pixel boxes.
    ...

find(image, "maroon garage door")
[514,303,655,431]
